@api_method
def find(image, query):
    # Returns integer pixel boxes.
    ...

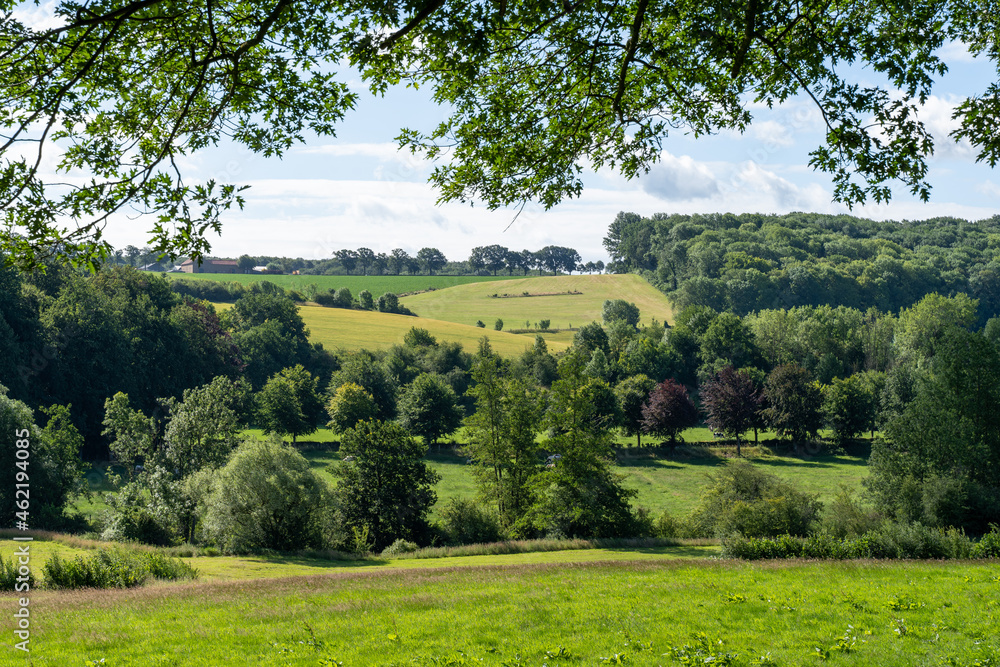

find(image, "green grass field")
[296,305,571,357]
[169,272,522,297]
[4,550,999,665]
[401,274,676,330]
[72,428,870,525]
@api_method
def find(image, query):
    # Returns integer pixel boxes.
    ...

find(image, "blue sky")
[15,3,1000,264]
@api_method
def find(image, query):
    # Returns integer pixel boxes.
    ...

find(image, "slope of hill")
[168,273,520,296]
[297,305,570,356]
[400,274,674,330]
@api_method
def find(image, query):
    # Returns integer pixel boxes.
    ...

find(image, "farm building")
[178,259,239,274]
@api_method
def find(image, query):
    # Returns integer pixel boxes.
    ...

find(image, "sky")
[13,3,1000,264]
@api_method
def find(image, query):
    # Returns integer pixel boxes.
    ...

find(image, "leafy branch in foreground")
[2,0,998,269]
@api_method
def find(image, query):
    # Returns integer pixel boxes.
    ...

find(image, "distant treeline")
[243,245,604,277]
[604,211,1000,324]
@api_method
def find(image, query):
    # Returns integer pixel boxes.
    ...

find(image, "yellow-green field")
[297,306,571,357]
[210,302,569,357]
[401,274,675,330]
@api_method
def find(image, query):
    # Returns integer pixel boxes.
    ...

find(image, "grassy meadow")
[168,272,518,297]
[208,273,667,354]
[401,274,676,329]
[295,305,572,357]
[3,552,999,665]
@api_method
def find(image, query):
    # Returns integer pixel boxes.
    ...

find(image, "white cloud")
[296,142,415,161]
[749,120,795,148]
[918,95,976,161]
[938,40,980,65]
[11,1,64,30]
[641,152,720,200]
[976,181,1000,199]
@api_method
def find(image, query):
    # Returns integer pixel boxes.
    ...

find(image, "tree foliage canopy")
[3,1,997,268]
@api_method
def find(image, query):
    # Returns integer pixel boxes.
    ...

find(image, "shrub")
[42,547,194,589]
[864,521,973,559]
[722,522,980,561]
[476,320,485,328]
[820,486,884,538]
[972,524,1000,558]
[688,460,822,538]
[380,539,420,557]
[494,318,503,331]
[654,512,697,539]
[1,554,35,591]
[142,552,199,580]
[101,504,178,547]
[440,498,503,545]
[314,292,338,307]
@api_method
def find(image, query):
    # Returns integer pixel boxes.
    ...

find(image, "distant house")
[179,259,239,274]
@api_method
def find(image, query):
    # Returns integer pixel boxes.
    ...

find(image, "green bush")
[101,504,178,547]
[314,292,338,307]
[971,525,1000,558]
[203,438,336,553]
[380,539,420,557]
[722,522,979,561]
[688,460,822,538]
[440,498,503,545]
[142,552,199,580]
[820,486,883,538]
[654,511,698,539]
[42,547,195,589]
[1,554,35,591]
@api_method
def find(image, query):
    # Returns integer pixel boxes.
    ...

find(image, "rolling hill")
[296,305,570,356]
[400,274,675,330]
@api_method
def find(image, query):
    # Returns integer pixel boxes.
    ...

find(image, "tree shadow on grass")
[247,554,392,570]
[598,545,720,558]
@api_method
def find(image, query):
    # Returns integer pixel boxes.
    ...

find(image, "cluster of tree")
[174,245,603,278]
[6,258,999,543]
[604,212,1000,323]
[169,277,298,303]
[468,245,603,276]
[312,287,414,315]
[0,264,338,457]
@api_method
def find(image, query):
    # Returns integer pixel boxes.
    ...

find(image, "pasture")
[3,547,998,665]
[401,274,676,330]
[296,306,571,357]
[167,272,517,297]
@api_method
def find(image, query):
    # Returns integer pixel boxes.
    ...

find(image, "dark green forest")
[605,212,1000,323]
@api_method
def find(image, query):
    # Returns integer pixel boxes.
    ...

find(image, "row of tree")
[173,245,604,277]
[468,245,604,276]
